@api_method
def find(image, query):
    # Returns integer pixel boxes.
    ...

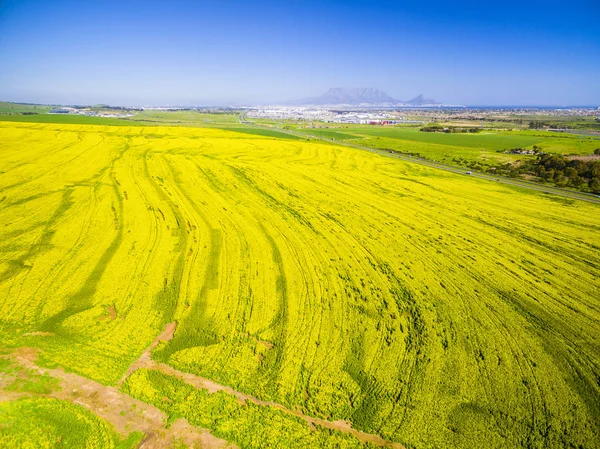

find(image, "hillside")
[0,121,598,449]
[406,94,440,105]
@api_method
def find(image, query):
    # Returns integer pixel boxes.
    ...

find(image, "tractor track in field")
[120,322,407,449]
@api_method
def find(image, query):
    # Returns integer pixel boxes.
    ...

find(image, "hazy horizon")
[1,0,599,106]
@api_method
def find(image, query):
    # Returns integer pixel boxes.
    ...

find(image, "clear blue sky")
[1,0,599,106]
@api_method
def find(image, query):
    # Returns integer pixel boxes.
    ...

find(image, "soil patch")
[5,346,235,449]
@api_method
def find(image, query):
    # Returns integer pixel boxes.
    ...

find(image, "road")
[238,113,600,205]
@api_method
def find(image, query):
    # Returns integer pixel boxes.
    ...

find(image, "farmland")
[0,120,599,448]
[285,124,600,192]
[293,125,600,165]
[0,101,53,115]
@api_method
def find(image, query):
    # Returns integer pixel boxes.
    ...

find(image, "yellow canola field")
[0,121,598,448]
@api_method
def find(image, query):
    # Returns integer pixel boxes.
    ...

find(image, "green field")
[337,127,542,149]
[0,105,245,129]
[0,396,139,449]
[292,125,600,169]
[297,128,361,141]
[227,127,305,140]
[0,119,599,448]
[0,113,154,126]
[0,101,53,114]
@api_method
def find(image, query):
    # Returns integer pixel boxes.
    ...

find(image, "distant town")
[49,106,136,118]
[38,104,600,128]
[246,108,422,125]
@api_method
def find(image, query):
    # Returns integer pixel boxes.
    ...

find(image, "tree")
[569,176,585,188]
[565,167,578,179]
[594,148,600,155]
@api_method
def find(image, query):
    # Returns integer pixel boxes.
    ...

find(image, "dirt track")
[123,323,406,449]
[2,322,405,449]
[4,346,235,449]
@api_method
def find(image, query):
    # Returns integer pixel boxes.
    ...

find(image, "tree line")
[420,124,481,133]
[495,150,600,193]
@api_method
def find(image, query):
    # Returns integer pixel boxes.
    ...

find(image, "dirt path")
[124,323,405,449]
[117,321,177,387]
[3,323,405,449]
[7,347,236,449]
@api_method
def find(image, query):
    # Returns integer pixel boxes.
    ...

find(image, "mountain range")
[288,88,440,106]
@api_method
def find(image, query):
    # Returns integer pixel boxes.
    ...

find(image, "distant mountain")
[294,88,399,106]
[406,94,439,105]
[288,88,441,106]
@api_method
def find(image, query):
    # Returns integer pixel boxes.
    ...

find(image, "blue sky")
[0,0,599,106]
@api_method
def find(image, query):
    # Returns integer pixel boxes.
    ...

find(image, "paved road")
[238,114,600,205]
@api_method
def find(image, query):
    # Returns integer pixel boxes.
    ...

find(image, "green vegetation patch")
[0,114,150,127]
[353,127,542,150]
[129,110,242,126]
[227,127,304,140]
[299,129,359,140]
[6,372,60,395]
[0,397,128,449]
[0,102,52,114]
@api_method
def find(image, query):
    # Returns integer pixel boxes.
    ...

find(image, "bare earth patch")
[6,346,235,449]
[124,323,405,449]
[22,331,55,337]
[3,323,404,448]
[566,154,600,161]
